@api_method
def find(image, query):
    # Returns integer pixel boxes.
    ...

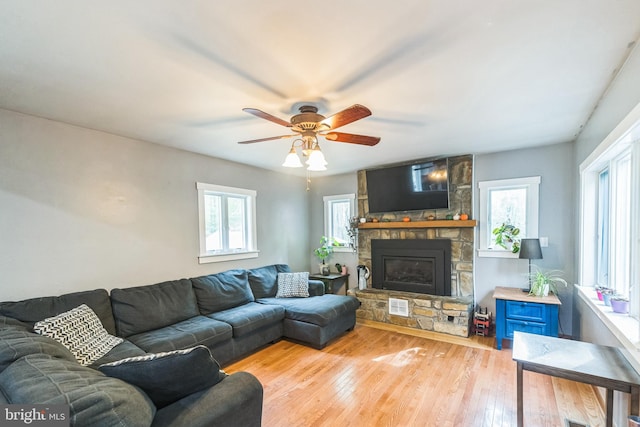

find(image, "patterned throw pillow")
[33,304,123,366]
[98,345,226,408]
[276,272,310,298]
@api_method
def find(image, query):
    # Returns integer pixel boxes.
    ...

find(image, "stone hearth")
[351,289,473,337]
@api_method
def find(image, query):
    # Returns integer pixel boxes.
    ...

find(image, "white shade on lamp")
[282,147,303,168]
[306,145,327,171]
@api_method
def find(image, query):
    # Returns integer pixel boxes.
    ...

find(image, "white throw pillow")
[33,304,123,366]
[276,272,310,298]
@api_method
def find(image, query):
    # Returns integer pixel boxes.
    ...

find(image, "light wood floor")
[226,322,605,427]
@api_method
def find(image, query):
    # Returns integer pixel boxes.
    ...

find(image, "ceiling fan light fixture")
[282,146,303,168]
[306,144,327,171]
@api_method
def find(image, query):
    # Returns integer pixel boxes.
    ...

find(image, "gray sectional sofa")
[0,264,360,426]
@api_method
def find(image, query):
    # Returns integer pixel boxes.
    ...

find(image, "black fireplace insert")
[371,239,451,295]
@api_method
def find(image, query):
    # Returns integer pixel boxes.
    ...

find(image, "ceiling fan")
[238,104,381,171]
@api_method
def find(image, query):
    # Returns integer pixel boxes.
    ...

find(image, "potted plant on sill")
[528,267,567,297]
[492,222,521,253]
[314,236,334,275]
[611,295,629,314]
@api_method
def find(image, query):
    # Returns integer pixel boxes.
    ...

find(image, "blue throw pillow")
[98,345,226,408]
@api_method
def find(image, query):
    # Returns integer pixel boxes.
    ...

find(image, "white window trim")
[577,101,640,362]
[477,176,540,258]
[196,182,258,264]
[323,193,355,253]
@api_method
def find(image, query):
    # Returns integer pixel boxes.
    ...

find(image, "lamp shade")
[306,146,327,171]
[282,148,303,168]
[519,238,543,260]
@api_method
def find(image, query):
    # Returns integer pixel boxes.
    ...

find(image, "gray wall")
[307,173,359,293]
[0,109,309,301]
[474,142,575,336]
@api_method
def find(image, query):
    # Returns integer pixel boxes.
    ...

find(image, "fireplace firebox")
[371,239,451,295]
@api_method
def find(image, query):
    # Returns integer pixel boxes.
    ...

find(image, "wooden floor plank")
[226,324,605,427]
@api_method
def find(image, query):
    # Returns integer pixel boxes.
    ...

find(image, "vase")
[611,299,629,314]
[320,264,330,276]
[341,266,347,275]
[602,293,612,306]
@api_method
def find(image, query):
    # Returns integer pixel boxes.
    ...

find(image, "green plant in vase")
[492,222,521,253]
[528,267,567,297]
[314,236,334,275]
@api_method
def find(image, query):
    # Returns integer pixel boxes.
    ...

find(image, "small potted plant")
[314,236,334,275]
[601,288,614,306]
[528,267,567,297]
[492,222,521,253]
[610,295,629,314]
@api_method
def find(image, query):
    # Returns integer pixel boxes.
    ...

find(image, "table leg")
[606,388,613,427]
[517,362,523,427]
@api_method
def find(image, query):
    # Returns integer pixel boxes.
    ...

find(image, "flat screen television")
[365,158,449,213]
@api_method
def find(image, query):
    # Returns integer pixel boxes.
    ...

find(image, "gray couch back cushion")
[111,279,199,338]
[0,289,117,335]
[0,326,76,372]
[248,264,291,299]
[0,354,155,426]
[192,269,254,314]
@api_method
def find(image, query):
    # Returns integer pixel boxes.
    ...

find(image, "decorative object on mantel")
[519,238,543,291]
[358,219,476,229]
[313,236,334,275]
[492,222,521,253]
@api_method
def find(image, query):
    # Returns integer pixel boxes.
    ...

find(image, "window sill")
[576,285,640,370]
[477,249,519,258]
[198,250,259,264]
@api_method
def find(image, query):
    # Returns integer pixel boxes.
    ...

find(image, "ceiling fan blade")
[323,132,380,146]
[321,104,372,130]
[238,135,293,144]
[243,108,292,127]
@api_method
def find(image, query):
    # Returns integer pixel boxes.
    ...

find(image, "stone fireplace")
[351,155,475,337]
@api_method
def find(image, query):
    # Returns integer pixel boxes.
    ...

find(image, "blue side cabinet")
[493,286,561,350]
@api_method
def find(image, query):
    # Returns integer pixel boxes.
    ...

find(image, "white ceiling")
[1,1,639,176]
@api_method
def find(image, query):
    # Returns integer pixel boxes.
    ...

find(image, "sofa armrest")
[152,371,263,427]
[308,280,325,296]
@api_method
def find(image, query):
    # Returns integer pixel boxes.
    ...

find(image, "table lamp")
[519,238,543,292]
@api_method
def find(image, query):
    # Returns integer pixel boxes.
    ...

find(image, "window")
[592,151,633,297]
[478,177,540,258]
[580,120,639,318]
[323,194,355,252]
[196,182,258,263]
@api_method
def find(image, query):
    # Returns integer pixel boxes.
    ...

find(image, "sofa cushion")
[99,345,226,408]
[0,353,155,426]
[0,289,117,335]
[111,279,199,338]
[89,339,147,368]
[192,269,255,314]
[126,315,232,354]
[258,295,361,327]
[208,302,285,338]
[0,326,76,372]
[33,304,123,366]
[248,264,291,299]
[276,272,310,298]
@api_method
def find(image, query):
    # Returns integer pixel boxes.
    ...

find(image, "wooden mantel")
[358,220,477,229]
